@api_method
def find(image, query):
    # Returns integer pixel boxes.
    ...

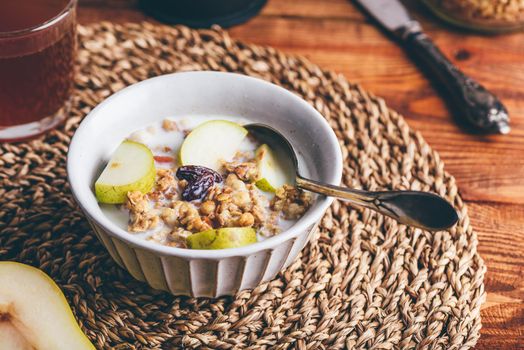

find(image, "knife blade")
[356,0,415,32]
[354,0,510,134]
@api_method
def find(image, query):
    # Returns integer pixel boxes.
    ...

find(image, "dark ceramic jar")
[140,0,267,28]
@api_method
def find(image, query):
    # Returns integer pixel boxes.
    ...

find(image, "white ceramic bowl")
[68,71,342,297]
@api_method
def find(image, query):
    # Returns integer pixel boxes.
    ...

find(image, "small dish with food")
[68,71,342,296]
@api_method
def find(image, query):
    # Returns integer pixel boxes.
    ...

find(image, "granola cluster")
[126,160,312,248]
[272,185,312,219]
[124,119,313,248]
[126,191,159,232]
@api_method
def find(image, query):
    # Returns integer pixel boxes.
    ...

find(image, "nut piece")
[232,191,251,208]
[160,207,178,226]
[200,201,216,215]
[187,217,212,232]
[225,174,246,191]
[217,193,231,202]
[237,213,255,227]
[162,119,179,131]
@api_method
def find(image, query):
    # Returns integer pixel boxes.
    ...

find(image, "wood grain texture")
[77,0,523,348]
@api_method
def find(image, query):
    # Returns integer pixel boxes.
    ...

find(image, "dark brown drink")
[0,0,76,141]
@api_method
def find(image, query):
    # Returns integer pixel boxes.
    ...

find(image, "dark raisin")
[181,174,213,201]
[176,165,222,182]
[176,165,222,201]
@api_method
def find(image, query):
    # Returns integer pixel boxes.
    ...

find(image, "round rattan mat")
[0,22,486,349]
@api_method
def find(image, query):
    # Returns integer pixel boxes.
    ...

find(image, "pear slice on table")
[95,140,156,204]
[255,144,292,193]
[187,227,257,249]
[0,262,95,350]
[179,120,248,171]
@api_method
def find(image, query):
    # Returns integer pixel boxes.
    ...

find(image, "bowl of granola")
[68,71,342,297]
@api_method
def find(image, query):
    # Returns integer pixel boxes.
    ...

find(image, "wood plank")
[261,0,361,19]
[467,202,524,349]
[78,9,148,23]
[469,202,524,294]
[478,303,524,349]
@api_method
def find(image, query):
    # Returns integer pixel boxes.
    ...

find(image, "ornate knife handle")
[398,24,510,134]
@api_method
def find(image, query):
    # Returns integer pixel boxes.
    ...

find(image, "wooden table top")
[79,0,524,348]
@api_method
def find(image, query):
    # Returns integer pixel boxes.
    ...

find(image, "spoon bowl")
[245,123,459,231]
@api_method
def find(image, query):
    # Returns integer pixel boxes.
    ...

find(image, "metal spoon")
[245,123,459,231]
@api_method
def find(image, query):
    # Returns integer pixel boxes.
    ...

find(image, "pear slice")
[254,144,292,193]
[95,140,156,204]
[187,227,257,249]
[179,120,248,171]
[0,262,95,350]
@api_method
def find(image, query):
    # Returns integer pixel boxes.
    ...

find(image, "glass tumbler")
[0,0,77,142]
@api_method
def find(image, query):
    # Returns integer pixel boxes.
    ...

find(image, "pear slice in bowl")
[254,144,292,193]
[187,227,257,249]
[95,140,156,204]
[179,120,248,171]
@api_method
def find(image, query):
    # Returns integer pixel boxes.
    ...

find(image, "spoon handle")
[296,176,458,231]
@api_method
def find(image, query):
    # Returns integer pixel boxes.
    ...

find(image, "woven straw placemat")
[0,22,486,349]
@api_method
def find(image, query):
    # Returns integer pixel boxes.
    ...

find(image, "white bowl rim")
[67,71,343,259]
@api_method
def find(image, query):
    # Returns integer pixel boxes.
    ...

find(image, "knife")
[354,0,510,134]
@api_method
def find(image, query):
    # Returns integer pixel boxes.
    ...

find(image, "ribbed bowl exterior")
[69,72,342,298]
[88,218,317,297]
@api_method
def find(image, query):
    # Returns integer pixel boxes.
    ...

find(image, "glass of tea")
[0,0,77,142]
